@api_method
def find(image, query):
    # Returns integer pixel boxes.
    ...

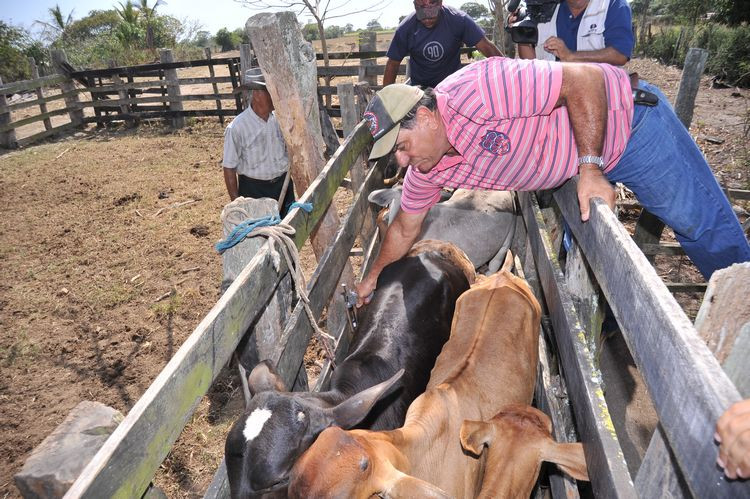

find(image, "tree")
[0,21,32,81]
[115,1,143,48]
[324,25,343,39]
[215,27,241,51]
[366,19,383,31]
[35,3,74,43]
[460,2,488,19]
[137,0,166,51]
[344,23,353,33]
[714,0,750,26]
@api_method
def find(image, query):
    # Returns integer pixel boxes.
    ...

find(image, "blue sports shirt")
[387,6,485,88]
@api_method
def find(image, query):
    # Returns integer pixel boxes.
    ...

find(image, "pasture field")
[0,55,748,497]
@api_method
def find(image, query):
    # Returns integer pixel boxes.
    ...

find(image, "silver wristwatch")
[577,155,605,170]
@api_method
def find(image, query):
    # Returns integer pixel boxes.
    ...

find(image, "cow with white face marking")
[224,240,475,498]
[368,187,517,274]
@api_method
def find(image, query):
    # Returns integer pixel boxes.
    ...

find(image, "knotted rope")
[216,201,338,367]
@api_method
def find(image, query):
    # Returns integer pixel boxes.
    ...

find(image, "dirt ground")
[1,52,749,498]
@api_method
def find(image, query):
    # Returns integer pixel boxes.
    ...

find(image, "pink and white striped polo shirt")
[400,57,634,213]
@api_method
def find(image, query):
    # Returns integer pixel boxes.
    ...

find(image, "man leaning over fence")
[354,57,750,305]
[222,69,295,217]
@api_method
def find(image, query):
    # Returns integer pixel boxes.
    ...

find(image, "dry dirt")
[0,53,748,498]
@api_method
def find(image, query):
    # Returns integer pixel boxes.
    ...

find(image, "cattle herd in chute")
[225,190,589,498]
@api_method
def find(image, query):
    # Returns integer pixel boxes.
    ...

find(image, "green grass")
[2,332,40,367]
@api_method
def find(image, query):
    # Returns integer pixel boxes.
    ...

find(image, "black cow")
[224,241,474,498]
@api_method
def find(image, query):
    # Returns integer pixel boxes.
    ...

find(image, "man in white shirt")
[222,68,294,216]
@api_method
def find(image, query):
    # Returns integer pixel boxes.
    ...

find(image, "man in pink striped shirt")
[355,57,749,304]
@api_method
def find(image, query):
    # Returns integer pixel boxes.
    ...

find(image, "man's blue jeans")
[607,81,750,279]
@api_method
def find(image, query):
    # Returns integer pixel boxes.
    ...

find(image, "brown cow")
[288,267,542,498]
[460,404,589,499]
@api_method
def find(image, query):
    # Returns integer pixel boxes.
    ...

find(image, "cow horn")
[329,369,405,428]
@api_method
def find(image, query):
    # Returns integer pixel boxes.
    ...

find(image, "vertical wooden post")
[228,59,243,112]
[239,44,254,110]
[633,47,709,263]
[89,75,104,128]
[358,31,377,86]
[29,57,52,131]
[110,62,133,127]
[636,262,750,497]
[159,49,185,129]
[0,77,17,148]
[205,48,224,124]
[246,11,354,285]
[51,49,83,127]
[674,48,709,129]
[338,81,376,242]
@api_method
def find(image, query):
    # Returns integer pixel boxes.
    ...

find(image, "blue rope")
[215,201,313,254]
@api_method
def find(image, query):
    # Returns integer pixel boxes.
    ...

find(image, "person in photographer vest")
[516,0,633,65]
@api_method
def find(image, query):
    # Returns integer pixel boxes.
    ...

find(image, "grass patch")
[2,332,40,367]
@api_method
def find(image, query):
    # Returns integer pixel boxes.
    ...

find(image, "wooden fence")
[0,41,479,149]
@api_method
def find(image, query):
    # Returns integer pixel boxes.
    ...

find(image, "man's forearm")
[368,220,419,281]
[558,64,607,160]
[561,47,628,66]
[383,59,401,86]
[476,37,504,58]
[223,167,239,200]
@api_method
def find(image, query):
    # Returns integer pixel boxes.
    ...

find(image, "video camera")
[505,0,561,45]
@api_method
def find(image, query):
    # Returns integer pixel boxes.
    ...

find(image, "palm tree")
[137,0,166,50]
[115,1,142,48]
[34,4,74,42]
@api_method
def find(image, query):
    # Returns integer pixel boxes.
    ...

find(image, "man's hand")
[354,276,377,308]
[543,36,572,61]
[716,399,750,480]
[577,164,615,222]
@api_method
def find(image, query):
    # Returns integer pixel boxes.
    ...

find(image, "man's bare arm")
[355,209,427,306]
[383,59,402,86]
[557,63,615,221]
[543,37,628,65]
[223,167,239,200]
[475,37,504,58]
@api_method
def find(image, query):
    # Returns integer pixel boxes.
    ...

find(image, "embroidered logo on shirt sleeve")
[480,130,511,155]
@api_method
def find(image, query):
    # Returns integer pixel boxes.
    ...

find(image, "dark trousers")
[238,173,295,218]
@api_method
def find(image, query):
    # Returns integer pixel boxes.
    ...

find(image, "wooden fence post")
[159,49,185,129]
[51,49,83,127]
[29,57,52,131]
[0,77,17,148]
[636,262,750,497]
[110,62,134,127]
[632,47,710,263]
[239,44,255,110]
[205,48,224,124]
[358,31,377,86]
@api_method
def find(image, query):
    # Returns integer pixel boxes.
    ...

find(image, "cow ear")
[368,188,398,207]
[247,360,285,396]
[329,369,404,428]
[460,420,494,456]
[382,471,452,499]
[540,441,589,481]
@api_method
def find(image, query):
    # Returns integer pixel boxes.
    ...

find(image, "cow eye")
[359,457,369,471]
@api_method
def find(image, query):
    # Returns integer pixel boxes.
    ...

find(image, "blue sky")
[4,0,477,37]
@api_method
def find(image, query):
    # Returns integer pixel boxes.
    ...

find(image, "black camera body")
[505,0,562,45]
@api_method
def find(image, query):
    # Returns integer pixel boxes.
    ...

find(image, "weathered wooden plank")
[726,188,750,201]
[160,49,184,129]
[640,242,684,256]
[272,159,384,388]
[0,77,16,148]
[551,179,745,498]
[68,57,239,79]
[0,107,70,133]
[82,94,236,108]
[0,89,80,114]
[51,50,83,127]
[520,191,636,499]
[665,282,707,293]
[204,459,229,499]
[205,48,224,125]
[28,58,52,131]
[16,122,78,148]
[80,109,238,124]
[0,74,67,95]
